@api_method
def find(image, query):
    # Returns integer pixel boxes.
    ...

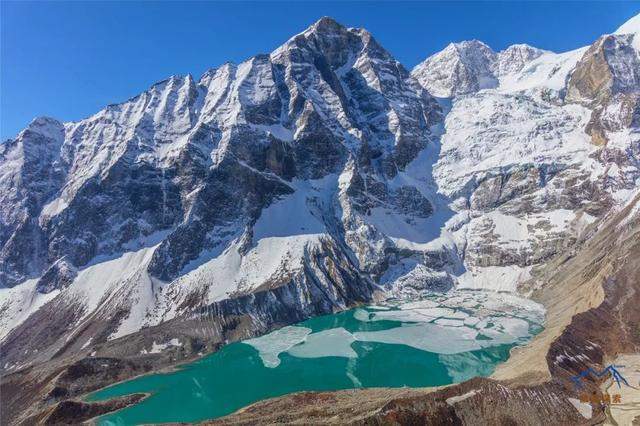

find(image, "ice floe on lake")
[353,322,481,354]
[288,328,357,359]
[244,326,311,367]
[245,290,544,368]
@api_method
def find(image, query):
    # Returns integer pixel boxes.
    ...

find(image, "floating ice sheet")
[288,327,357,359]
[245,290,544,367]
[354,322,482,355]
[475,316,531,343]
[353,309,372,322]
[244,326,311,368]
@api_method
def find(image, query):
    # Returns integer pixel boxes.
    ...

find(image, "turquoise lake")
[88,291,544,425]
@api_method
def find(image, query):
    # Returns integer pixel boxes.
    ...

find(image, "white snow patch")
[140,338,182,354]
[250,124,294,142]
[40,197,70,220]
[68,245,157,318]
[446,390,479,405]
[173,235,322,303]
[567,397,592,419]
[0,279,60,340]
[435,92,594,196]
[457,265,532,292]
[252,176,335,240]
[498,47,587,93]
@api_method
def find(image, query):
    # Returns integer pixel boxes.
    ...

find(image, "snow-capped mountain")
[0,17,442,369]
[411,40,547,97]
[411,13,640,293]
[1,13,639,390]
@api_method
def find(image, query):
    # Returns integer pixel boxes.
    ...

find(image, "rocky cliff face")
[0,17,443,371]
[1,13,640,425]
[0,18,439,289]
[566,28,640,146]
[207,171,640,426]
[409,14,640,297]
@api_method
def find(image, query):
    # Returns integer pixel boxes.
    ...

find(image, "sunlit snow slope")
[1,14,639,372]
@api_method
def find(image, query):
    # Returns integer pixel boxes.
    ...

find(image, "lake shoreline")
[88,290,544,425]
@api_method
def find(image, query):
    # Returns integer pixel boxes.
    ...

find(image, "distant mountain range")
[1,12,639,425]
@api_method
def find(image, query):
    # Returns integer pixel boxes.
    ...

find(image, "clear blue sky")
[2,1,639,140]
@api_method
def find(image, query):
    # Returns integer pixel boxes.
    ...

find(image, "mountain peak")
[292,16,352,43]
[452,39,494,52]
[412,39,549,97]
[495,43,545,75]
[412,40,497,97]
[501,43,542,53]
[308,16,346,34]
[272,16,380,69]
[23,116,65,141]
